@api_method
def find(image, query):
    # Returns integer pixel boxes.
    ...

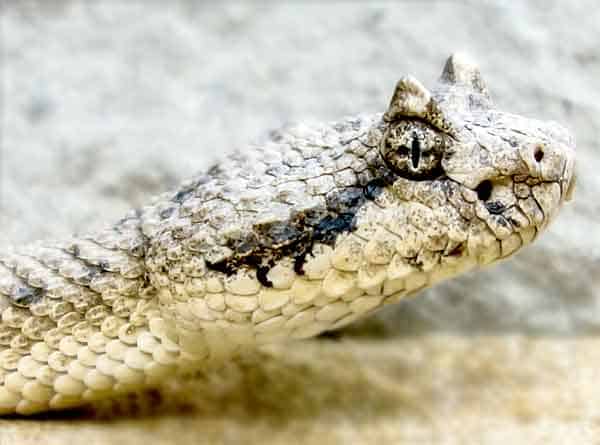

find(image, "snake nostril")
[475,180,493,201]
[534,146,544,163]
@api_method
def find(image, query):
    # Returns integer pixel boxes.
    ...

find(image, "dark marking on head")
[326,188,364,214]
[485,201,505,214]
[208,251,274,288]
[256,266,273,288]
[534,146,544,163]
[293,252,308,275]
[313,214,355,245]
[475,180,493,201]
[206,173,392,279]
[363,178,387,201]
[203,259,229,275]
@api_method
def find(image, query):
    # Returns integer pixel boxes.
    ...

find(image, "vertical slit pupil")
[411,136,421,169]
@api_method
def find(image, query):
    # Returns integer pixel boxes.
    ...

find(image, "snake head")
[374,53,576,277]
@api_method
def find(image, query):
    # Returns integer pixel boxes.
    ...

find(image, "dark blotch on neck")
[206,176,391,286]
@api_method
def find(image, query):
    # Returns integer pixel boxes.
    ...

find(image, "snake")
[0,54,576,415]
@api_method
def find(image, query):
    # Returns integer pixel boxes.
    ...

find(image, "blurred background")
[1,1,599,444]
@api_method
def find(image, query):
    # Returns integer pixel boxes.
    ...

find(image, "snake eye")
[380,120,446,180]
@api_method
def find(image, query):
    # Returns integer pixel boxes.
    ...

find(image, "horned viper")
[0,54,576,415]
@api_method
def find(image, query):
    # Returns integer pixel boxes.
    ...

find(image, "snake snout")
[535,122,577,201]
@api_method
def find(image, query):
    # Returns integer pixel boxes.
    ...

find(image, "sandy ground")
[1,1,600,444]
[2,335,600,445]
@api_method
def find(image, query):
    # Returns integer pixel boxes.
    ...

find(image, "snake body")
[0,54,576,415]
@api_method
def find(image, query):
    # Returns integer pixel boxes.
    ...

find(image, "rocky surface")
[1,1,599,443]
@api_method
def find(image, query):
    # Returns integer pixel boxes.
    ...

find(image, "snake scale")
[0,54,576,415]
